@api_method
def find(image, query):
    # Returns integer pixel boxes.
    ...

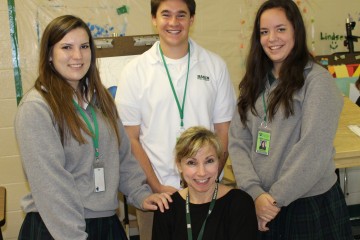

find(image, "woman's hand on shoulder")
[142,192,173,212]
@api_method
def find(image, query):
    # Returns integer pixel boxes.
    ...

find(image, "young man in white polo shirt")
[115,0,236,238]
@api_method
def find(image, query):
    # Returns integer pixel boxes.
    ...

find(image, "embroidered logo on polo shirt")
[197,75,210,81]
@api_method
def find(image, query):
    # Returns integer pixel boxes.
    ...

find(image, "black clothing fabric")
[18,212,128,240]
[152,189,257,240]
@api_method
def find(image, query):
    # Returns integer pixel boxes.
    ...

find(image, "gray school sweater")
[15,89,152,239]
[229,62,343,207]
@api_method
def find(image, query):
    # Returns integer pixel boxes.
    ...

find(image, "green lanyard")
[185,183,218,240]
[262,91,267,122]
[72,100,99,160]
[159,44,190,129]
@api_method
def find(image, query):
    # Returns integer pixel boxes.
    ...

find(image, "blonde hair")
[175,126,222,164]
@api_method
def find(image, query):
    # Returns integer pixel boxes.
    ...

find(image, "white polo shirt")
[115,39,236,189]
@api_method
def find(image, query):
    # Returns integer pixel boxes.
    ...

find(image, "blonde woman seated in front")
[152,126,257,240]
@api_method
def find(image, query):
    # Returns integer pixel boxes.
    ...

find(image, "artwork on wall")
[316,53,360,103]
[10,0,360,95]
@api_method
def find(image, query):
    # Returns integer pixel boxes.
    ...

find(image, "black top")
[152,189,257,240]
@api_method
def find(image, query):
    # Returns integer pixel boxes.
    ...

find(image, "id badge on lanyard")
[73,100,106,193]
[256,121,271,156]
[94,161,105,192]
[256,90,271,155]
[257,89,271,156]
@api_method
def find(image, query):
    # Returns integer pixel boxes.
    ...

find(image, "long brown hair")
[237,0,314,125]
[35,15,120,145]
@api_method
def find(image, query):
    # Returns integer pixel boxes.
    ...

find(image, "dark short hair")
[151,0,196,17]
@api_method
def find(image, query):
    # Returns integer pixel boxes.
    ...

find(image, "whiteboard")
[97,55,138,89]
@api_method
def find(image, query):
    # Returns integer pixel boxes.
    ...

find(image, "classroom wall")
[10,0,360,94]
[1,0,359,239]
[0,1,28,239]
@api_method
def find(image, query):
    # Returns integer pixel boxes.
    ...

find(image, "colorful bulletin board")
[315,52,360,103]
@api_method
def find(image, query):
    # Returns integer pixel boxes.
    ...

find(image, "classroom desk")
[334,97,360,169]
[0,186,6,240]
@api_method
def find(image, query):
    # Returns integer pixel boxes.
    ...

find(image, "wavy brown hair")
[237,0,314,125]
[35,15,120,145]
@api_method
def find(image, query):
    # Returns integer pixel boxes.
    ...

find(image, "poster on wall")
[328,62,360,103]
[97,55,138,91]
[14,0,152,91]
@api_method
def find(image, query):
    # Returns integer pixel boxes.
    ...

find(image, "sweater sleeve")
[229,111,266,200]
[269,67,343,206]
[117,120,152,209]
[15,96,87,239]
